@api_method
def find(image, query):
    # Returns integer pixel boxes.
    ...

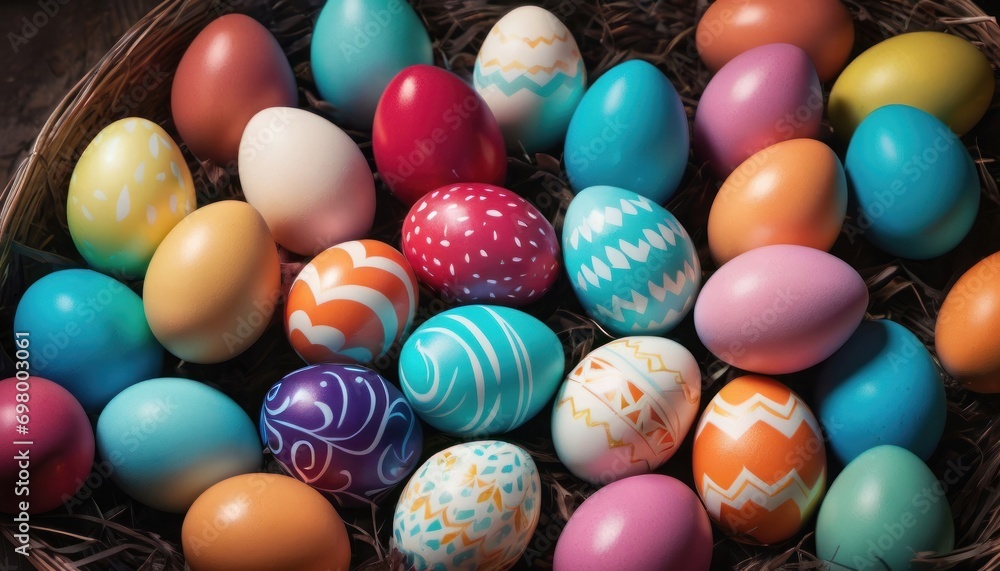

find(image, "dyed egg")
[694,245,868,374]
[285,240,418,364]
[936,252,1000,393]
[553,474,712,571]
[171,14,297,163]
[401,184,560,306]
[692,375,827,544]
[96,378,261,512]
[260,364,423,507]
[398,305,564,436]
[143,201,281,364]
[239,107,376,256]
[392,441,541,571]
[67,117,195,278]
[707,138,847,265]
[551,337,701,485]
[474,6,586,153]
[844,104,979,260]
[564,60,688,203]
[13,269,163,412]
[562,186,700,336]
[373,65,507,206]
[183,473,350,571]
[311,0,433,128]
[816,445,955,570]
[694,43,823,178]
[830,31,994,138]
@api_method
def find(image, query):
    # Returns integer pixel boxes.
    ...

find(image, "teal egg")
[816,445,955,570]
[844,104,979,259]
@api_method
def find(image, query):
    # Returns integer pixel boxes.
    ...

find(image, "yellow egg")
[67,117,196,278]
[829,31,994,138]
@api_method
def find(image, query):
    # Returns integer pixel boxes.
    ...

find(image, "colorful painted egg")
[260,364,423,507]
[286,240,418,365]
[67,117,195,278]
[401,183,560,306]
[392,441,541,571]
[551,337,701,485]
[474,6,586,153]
[936,252,1000,393]
[398,305,564,436]
[692,375,827,544]
[562,185,700,336]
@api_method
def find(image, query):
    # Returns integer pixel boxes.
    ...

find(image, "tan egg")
[143,200,280,363]
[935,252,1000,393]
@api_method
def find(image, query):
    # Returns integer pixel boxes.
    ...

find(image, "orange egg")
[707,139,847,266]
[936,252,1000,393]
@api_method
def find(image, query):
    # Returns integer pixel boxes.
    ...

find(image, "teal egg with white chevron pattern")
[563,185,701,336]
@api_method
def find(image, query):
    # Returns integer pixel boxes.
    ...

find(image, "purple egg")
[260,363,423,507]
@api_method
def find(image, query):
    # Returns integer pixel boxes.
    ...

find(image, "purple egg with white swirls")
[260,363,423,507]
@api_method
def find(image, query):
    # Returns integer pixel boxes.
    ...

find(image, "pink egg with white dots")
[402,183,560,306]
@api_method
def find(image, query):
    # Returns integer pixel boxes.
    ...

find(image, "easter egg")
[553,474,712,571]
[260,364,423,507]
[694,245,868,375]
[829,31,994,138]
[694,43,823,178]
[96,377,261,513]
[392,441,541,571]
[562,186,700,336]
[311,0,433,128]
[143,200,281,364]
[474,6,586,153]
[398,305,564,436]
[183,473,351,571]
[67,117,195,278]
[13,269,163,412]
[707,138,847,266]
[564,60,688,203]
[401,183,561,306]
[171,14,297,163]
[936,252,1000,393]
[844,104,979,260]
[551,337,702,485]
[692,375,827,545]
[285,240,418,365]
[373,65,507,206]
[239,107,376,256]
[816,445,955,570]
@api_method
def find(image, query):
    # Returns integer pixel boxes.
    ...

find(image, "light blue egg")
[562,186,700,336]
[398,305,564,436]
[845,104,979,259]
[13,269,163,413]
[564,59,689,203]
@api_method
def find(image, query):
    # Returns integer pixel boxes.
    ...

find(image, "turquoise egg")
[310,0,433,128]
[398,305,564,436]
[564,59,689,203]
[562,186,700,336]
[845,104,979,259]
[13,269,163,412]
[816,445,955,570]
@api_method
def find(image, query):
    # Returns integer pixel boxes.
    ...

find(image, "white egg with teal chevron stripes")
[474,5,586,153]
[398,305,565,437]
[392,440,541,571]
[563,185,701,336]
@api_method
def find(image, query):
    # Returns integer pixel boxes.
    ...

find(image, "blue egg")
[311,0,433,128]
[562,186,700,336]
[398,305,564,436]
[13,269,163,412]
[564,59,689,203]
[845,104,979,259]
[815,319,946,465]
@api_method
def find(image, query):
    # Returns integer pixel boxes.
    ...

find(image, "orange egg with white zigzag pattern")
[692,375,826,545]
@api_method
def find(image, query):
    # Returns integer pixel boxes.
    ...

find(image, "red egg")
[373,65,507,206]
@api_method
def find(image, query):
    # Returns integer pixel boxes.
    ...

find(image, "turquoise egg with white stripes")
[398,305,565,436]
[563,185,701,336]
